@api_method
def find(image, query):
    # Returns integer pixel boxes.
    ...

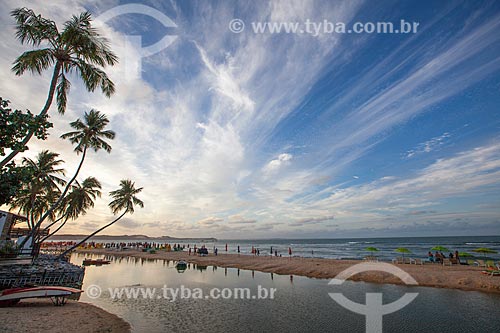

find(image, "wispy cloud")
[1,1,499,238]
[405,133,451,158]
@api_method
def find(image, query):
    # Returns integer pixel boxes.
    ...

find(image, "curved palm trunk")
[39,216,69,243]
[39,214,66,235]
[36,147,87,227]
[0,62,62,169]
[57,211,127,259]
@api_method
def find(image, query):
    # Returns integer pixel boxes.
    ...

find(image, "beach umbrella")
[365,247,379,260]
[431,246,449,252]
[472,248,498,259]
[458,252,473,263]
[395,247,411,260]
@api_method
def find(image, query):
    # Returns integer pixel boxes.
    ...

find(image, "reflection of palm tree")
[37,110,114,226]
[1,8,118,168]
[40,177,102,242]
[58,180,143,258]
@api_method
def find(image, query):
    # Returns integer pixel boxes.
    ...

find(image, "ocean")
[76,236,500,261]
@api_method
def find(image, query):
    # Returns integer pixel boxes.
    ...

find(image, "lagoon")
[73,253,500,332]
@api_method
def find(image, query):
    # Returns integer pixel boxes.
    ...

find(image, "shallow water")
[72,253,500,332]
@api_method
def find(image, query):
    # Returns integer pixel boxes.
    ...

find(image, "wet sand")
[0,298,130,332]
[78,248,500,294]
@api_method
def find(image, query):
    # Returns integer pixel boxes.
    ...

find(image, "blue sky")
[1,0,499,238]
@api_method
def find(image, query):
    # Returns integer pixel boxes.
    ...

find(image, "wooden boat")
[0,286,82,306]
[82,258,111,266]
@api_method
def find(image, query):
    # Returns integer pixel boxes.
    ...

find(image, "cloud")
[197,217,224,226]
[288,215,335,227]
[405,132,451,158]
[262,153,293,175]
[227,216,257,225]
[1,1,499,238]
[309,141,500,225]
[407,210,438,216]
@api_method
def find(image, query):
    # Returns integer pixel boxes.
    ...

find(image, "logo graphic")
[329,262,418,333]
[95,4,178,80]
[229,19,245,33]
[86,284,102,299]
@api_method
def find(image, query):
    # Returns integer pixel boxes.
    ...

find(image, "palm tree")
[40,177,102,242]
[58,180,143,258]
[0,8,118,168]
[35,109,114,229]
[10,150,66,226]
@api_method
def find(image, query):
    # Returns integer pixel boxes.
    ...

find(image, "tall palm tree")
[35,109,114,228]
[1,8,118,168]
[40,177,102,242]
[58,180,143,258]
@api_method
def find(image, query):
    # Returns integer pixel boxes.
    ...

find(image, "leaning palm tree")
[35,109,114,228]
[0,8,118,168]
[40,177,102,243]
[58,180,143,258]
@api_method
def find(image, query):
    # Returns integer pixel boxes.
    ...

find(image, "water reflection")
[73,253,300,285]
[72,253,500,333]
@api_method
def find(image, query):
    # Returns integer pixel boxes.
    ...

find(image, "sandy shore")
[79,248,500,294]
[0,299,130,333]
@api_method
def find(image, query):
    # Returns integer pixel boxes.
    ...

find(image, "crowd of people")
[427,250,461,263]
[41,241,297,259]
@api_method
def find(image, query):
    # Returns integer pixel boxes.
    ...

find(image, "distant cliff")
[48,234,217,242]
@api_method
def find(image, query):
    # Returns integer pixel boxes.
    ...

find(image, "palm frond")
[56,72,71,114]
[11,8,58,46]
[73,60,115,97]
[12,48,55,75]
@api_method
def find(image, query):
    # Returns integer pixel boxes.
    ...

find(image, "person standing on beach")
[238,245,240,254]
[289,247,292,258]
[225,243,228,252]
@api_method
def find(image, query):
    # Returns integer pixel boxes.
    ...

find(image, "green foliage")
[11,7,118,115]
[0,240,20,256]
[109,180,144,215]
[10,150,66,221]
[0,97,52,156]
[0,162,33,206]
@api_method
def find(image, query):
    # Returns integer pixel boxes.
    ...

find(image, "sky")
[1,0,499,238]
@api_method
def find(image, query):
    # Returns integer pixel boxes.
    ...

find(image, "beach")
[78,248,500,294]
[0,298,130,332]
